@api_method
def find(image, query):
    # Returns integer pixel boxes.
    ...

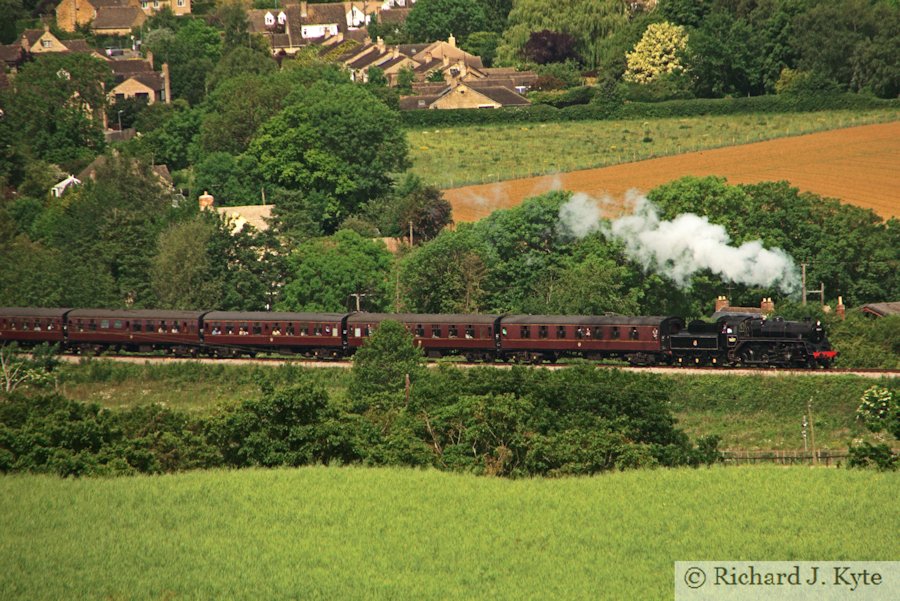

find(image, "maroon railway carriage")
[65,309,205,354]
[346,313,500,360]
[0,307,68,347]
[202,311,347,357]
[498,315,685,364]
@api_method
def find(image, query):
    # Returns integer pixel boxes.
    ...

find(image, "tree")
[249,83,409,232]
[199,74,285,155]
[144,18,222,105]
[349,320,426,402]
[394,176,453,244]
[150,216,223,310]
[206,46,277,92]
[398,229,489,313]
[1,343,57,393]
[277,230,393,312]
[463,31,501,67]
[623,22,689,84]
[523,30,580,65]
[130,101,201,170]
[497,0,629,68]
[4,53,111,164]
[403,0,489,44]
[192,152,262,206]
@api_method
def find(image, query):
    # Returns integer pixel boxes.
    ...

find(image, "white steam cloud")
[557,190,800,293]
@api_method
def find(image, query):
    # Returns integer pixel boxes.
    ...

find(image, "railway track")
[49,353,898,378]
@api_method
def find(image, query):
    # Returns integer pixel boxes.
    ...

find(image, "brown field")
[444,121,900,222]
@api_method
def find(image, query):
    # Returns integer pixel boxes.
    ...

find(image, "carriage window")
[286,323,295,335]
[100,320,110,329]
[466,326,475,338]
[300,325,309,335]
[365,325,373,336]
[431,325,441,338]
[252,323,262,335]
[226,325,234,335]
[556,326,566,339]
[325,325,334,336]
[415,325,425,337]
[575,327,584,339]
[630,327,639,340]
[611,327,619,339]
[520,326,530,339]
[448,325,458,338]
[313,325,322,335]
[115,320,123,329]
[133,322,142,332]
[539,325,548,339]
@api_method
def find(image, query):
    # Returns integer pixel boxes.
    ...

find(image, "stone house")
[56,0,185,32]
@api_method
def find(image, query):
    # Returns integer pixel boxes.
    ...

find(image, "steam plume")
[557,191,800,293]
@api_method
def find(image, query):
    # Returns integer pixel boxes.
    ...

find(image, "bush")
[847,443,897,471]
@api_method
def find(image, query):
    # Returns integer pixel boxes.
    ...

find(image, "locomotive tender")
[0,307,837,368]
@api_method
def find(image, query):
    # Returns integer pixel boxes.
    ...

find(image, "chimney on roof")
[442,54,449,67]
[300,1,308,17]
[424,51,432,63]
[146,50,154,69]
[376,36,385,52]
[837,296,845,320]
[448,33,456,48]
[161,63,171,104]
[392,46,399,59]
[760,297,775,314]
[199,191,215,210]
[715,295,729,312]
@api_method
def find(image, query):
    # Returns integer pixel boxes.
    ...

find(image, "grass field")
[53,360,892,451]
[407,109,899,189]
[1,466,896,600]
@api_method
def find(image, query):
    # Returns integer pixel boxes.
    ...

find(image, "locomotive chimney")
[199,191,215,210]
[836,296,845,320]
[715,295,729,312]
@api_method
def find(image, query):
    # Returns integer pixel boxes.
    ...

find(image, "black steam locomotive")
[0,307,837,368]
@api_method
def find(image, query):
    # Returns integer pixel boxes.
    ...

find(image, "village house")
[107,52,171,108]
[248,1,408,56]
[55,0,186,33]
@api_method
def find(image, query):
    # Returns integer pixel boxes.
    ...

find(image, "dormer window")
[41,39,52,48]
[277,11,287,25]
[264,11,275,26]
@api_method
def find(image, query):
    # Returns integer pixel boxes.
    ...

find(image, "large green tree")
[4,53,111,165]
[249,83,409,232]
[403,0,490,44]
[277,230,393,312]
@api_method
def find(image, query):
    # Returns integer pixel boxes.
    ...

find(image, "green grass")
[406,109,900,188]
[56,360,351,414]
[0,466,896,600]
[665,374,896,451]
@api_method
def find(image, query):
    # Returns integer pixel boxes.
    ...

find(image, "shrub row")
[400,93,899,128]
[0,366,722,478]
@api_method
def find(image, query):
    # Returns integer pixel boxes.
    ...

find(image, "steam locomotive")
[0,307,837,368]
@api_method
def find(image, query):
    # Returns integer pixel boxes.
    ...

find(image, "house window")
[177,0,184,5]
[142,1,148,8]
[153,0,159,7]
[135,92,149,102]
[41,39,52,48]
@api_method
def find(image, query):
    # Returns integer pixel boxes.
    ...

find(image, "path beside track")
[53,354,897,378]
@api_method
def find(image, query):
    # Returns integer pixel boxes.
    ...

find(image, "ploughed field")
[437,120,900,222]
[1,466,896,600]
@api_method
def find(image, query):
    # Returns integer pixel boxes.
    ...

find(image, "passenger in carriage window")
[286,324,295,336]
[171,323,180,334]
[158,322,166,333]
[273,325,282,336]
[211,326,221,335]
[226,325,234,335]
